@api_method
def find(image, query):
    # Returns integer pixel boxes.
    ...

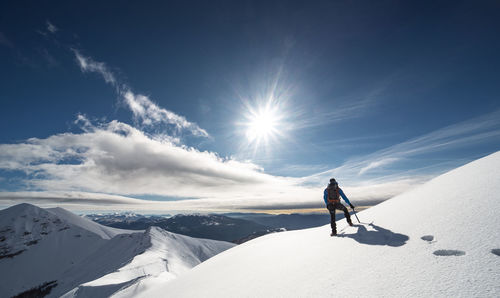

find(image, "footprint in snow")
[433,249,466,256]
[421,235,434,242]
[491,249,500,256]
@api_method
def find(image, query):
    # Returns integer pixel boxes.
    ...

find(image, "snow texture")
[133,151,500,297]
[0,204,234,297]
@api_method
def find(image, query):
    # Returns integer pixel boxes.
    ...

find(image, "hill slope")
[0,204,234,298]
[135,151,500,297]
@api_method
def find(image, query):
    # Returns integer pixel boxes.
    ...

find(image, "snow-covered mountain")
[0,203,234,298]
[130,151,500,297]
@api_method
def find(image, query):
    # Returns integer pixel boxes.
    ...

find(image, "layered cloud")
[2,108,499,211]
[0,114,439,211]
[0,117,323,210]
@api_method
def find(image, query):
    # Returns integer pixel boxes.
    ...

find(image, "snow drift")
[134,151,500,297]
[0,203,234,298]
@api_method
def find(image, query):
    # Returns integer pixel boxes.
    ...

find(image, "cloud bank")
[2,108,498,212]
[0,117,325,210]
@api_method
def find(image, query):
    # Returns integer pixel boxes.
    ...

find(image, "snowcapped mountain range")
[0,204,234,297]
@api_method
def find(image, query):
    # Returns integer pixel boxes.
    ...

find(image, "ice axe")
[352,207,360,223]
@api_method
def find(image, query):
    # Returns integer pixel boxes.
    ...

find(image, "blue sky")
[1,1,500,212]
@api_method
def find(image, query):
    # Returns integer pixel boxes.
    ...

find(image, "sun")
[243,103,282,147]
[238,93,293,154]
[246,108,278,142]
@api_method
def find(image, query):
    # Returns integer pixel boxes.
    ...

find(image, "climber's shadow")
[339,223,409,247]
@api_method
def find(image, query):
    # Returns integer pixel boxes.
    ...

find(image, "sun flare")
[238,91,293,154]
[246,108,279,142]
[241,99,287,150]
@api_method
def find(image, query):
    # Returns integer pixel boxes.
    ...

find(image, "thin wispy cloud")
[293,83,387,130]
[72,49,209,138]
[122,91,209,137]
[46,20,58,34]
[304,109,500,185]
[73,50,116,85]
[359,158,400,175]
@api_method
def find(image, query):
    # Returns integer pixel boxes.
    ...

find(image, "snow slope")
[64,227,235,298]
[136,151,500,297]
[0,204,234,298]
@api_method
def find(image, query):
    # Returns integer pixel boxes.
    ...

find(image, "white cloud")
[3,109,498,211]
[0,118,316,209]
[0,116,423,211]
[0,117,436,211]
[4,45,497,211]
[359,158,400,175]
[0,191,146,207]
[122,90,209,137]
[0,178,417,212]
[72,50,208,138]
[73,50,116,85]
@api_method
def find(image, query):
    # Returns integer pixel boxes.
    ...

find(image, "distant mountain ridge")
[238,213,331,230]
[87,213,283,243]
[87,211,335,244]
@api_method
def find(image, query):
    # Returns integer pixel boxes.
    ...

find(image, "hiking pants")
[327,202,352,232]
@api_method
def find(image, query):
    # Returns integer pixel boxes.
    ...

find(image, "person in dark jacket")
[324,178,354,236]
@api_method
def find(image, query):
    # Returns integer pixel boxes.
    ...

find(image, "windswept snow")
[134,151,500,297]
[0,204,234,298]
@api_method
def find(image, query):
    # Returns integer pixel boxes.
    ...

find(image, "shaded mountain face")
[0,203,234,298]
[88,213,281,243]
[0,203,67,260]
